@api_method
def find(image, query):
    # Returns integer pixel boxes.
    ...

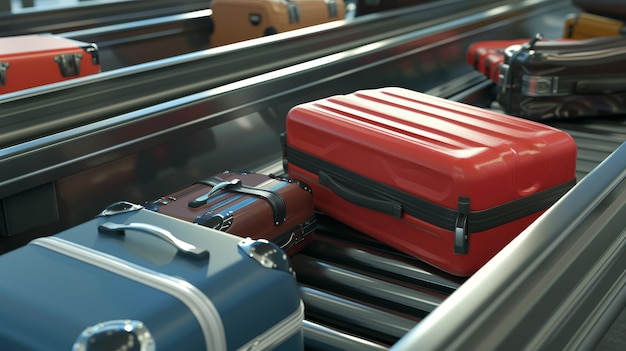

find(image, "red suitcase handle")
[319,171,403,218]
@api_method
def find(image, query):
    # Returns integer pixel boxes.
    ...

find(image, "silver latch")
[194,210,234,231]
[0,61,8,87]
[522,75,560,96]
[284,0,300,23]
[54,53,82,77]
[98,201,144,217]
[238,237,294,276]
[72,319,155,351]
[327,0,339,18]
[498,63,510,93]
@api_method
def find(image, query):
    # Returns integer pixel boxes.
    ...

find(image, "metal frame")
[391,142,626,350]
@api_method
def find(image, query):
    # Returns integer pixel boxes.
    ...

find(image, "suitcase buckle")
[239,237,294,276]
[522,75,560,96]
[0,61,8,87]
[454,197,470,255]
[194,210,234,231]
[279,217,317,251]
[54,53,82,77]
[498,63,510,92]
[327,0,339,18]
[283,0,300,23]
[249,13,262,26]
[98,201,144,217]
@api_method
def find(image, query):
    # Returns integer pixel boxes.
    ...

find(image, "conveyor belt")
[2,1,625,349]
[0,0,576,202]
[0,0,583,256]
[0,0,520,150]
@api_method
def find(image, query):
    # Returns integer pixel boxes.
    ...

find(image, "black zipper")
[287,146,575,234]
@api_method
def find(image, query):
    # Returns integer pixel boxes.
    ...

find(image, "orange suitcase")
[210,0,345,47]
[564,12,626,39]
[0,34,100,95]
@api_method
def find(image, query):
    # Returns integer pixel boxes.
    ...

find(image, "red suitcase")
[284,87,577,276]
[0,34,100,95]
[466,38,529,80]
[145,170,316,255]
[467,37,576,83]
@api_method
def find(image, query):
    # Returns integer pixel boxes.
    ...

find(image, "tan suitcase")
[210,0,345,47]
[564,12,626,39]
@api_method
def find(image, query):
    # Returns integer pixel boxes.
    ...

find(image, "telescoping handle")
[98,222,209,258]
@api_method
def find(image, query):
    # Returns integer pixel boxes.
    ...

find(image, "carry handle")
[188,178,242,208]
[98,222,209,259]
[319,171,403,218]
[194,176,287,226]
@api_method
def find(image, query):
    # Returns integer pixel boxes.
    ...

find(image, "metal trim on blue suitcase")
[32,236,227,351]
[236,301,305,351]
[0,202,304,350]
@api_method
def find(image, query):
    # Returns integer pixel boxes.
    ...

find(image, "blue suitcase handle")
[98,222,209,259]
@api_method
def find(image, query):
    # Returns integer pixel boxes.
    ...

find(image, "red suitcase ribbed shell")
[286,87,577,276]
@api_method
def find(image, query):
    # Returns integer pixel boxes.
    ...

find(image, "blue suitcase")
[0,201,304,351]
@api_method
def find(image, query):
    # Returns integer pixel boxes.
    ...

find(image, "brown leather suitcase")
[145,170,316,255]
[0,34,100,95]
[210,0,345,47]
[564,12,626,39]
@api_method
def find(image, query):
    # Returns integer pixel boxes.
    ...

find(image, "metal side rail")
[392,142,626,350]
[304,320,389,351]
[0,0,209,36]
[0,0,575,209]
[0,0,532,147]
[548,119,626,180]
[62,9,215,71]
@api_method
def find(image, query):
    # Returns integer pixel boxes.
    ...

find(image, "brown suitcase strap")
[190,177,287,226]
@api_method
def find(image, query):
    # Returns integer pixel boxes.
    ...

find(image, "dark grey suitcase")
[497,35,626,120]
[0,201,304,351]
